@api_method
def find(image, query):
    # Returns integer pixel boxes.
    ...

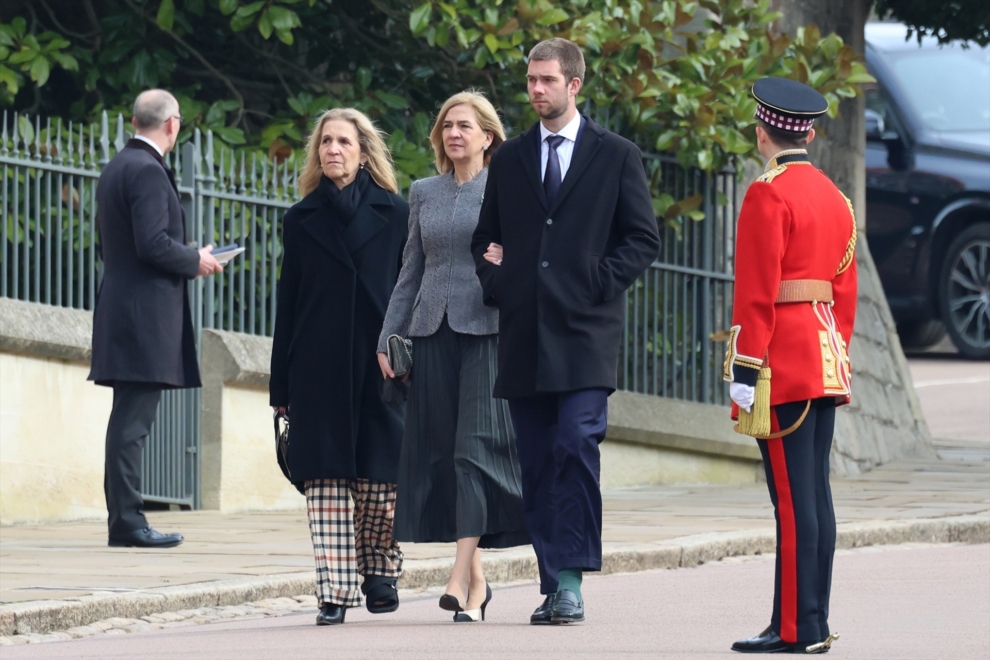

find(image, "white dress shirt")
[539,112,582,181]
[133,134,164,158]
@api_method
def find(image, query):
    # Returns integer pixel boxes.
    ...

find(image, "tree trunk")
[770,0,935,474]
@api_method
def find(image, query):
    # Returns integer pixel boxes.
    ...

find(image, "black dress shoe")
[549,589,585,624]
[731,626,836,653]
[529,594,556,625]
[108,527,183,549]
[316,603,346,625]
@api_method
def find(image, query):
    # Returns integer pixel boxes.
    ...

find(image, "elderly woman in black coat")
[270,108,408,626]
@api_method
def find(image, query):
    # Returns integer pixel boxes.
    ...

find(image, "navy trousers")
[757,397,837,645]
[508,388,608,594]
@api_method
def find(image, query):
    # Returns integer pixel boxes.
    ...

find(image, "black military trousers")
[756,397,837,645]
[104,381,163,537]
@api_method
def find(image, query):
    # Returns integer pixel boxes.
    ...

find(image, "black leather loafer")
[549,589,585,624]
[529,594,556,625]
[316,603,346,625]
[108,527,183,549]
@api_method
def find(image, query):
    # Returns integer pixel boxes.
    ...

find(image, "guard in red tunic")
[725,77,857,654]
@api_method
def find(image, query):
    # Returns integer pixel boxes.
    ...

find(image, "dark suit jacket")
[269,181,409,483]
[471,116,661,398]
[89,139,201,389]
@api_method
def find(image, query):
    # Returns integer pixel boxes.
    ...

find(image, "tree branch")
[37,0,101,43]
[121,0,246,123]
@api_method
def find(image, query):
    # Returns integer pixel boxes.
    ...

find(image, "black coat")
[89,139,201,389]
[269,180,409,484]
[471,117,661,398]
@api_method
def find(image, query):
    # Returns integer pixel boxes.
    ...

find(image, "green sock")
[556,568,583,600]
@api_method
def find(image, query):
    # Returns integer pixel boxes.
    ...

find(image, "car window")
[887,46,990,132]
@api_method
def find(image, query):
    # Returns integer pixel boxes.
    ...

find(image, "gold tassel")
[738,367,772,437]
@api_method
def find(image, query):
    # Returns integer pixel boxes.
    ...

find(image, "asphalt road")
[4,543,987,660]
[906,351,990,444]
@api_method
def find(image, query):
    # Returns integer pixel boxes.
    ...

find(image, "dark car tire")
[896,320,946,351]
[937,223,990,360]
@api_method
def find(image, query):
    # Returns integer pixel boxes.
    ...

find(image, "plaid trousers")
[305,478,403,607]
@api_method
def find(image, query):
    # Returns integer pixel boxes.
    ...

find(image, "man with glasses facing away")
[472,38,660,625]
[89,89,223,549]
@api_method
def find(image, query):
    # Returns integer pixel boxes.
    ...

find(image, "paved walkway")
[2,443,987,605]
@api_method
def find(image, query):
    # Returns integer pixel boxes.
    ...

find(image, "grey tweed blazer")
[378,170,498,352]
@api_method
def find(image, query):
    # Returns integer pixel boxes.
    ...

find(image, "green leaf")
[258,9,274,39]
[287,97,307,115]
[0,64,19,95]
[276,28,294,45]
[218,0,239,15]
[409,3,433,35]
[536,8,569,26]
[356,67,372,91]
[484,33,498,53]
[844,71,876,84]
[0,29,13,47]
[213,126,247,145]
[50,52,79,71]
[688,210,706,221]
[7,48,36,65]
[267,6,301,30]
[156,0,175,31]
[29,56,50,86]
[236,1,265,17]
[230,13,255,31]
[375,91,409,109]
[435,27,449,48]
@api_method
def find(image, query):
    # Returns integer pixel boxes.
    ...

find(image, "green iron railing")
[2,109,737,507]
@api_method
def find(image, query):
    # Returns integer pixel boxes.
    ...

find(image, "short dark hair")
[758,119,810,149]
[529,38,586,84]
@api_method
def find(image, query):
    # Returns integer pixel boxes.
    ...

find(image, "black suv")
[864,22,990,359]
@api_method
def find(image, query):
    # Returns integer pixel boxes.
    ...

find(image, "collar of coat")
[296,180,396,272]
[517,114,605,213]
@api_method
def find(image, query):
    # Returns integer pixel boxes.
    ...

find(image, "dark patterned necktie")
[543,134,565,203]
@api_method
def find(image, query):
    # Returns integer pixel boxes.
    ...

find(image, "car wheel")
[938,223,990,360]
[896,319,946,351]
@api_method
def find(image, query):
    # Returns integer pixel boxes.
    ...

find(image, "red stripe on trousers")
[768,411,798,644]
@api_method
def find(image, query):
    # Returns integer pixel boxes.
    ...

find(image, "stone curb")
[2,512,986,636]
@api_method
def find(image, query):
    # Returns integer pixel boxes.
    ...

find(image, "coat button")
[546,218,553,225]
[541,261,549,268]
[825,355,832,362]
[821,339,828,346]
[827,370,834,377]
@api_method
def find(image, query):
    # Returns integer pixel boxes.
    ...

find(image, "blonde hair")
[429,91,506,175]
[298,108,398,196]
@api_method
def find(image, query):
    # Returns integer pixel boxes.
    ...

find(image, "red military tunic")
[724,150,858,419]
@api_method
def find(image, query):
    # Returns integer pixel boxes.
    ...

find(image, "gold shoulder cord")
[836,193,857,275]
[757,164,787,184]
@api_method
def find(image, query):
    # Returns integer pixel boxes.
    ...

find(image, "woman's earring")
[360,162,366,169]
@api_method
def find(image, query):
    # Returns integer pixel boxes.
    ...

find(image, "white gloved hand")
[730,382,755,413]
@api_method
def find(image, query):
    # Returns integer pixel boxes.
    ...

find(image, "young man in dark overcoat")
[89,89,222,548]
[471,38,661,625]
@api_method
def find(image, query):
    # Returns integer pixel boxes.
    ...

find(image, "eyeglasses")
[170,115,185,125]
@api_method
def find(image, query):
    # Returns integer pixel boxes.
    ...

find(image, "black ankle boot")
[316,603,346,625]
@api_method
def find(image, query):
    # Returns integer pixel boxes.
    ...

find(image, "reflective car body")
[864,23,990,357]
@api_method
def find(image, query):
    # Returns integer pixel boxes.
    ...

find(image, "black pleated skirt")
[394,318,529,549]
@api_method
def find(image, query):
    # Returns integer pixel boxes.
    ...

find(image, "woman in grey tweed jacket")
[378,92,527,623]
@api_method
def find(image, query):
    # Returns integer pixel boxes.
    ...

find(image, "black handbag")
[273,410,304,495]
[387,334,413,378]
[381,334,413,404]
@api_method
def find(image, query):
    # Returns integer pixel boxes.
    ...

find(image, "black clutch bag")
[273,410,304,495]
[382,335,412,404]
[387,334,413,378]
